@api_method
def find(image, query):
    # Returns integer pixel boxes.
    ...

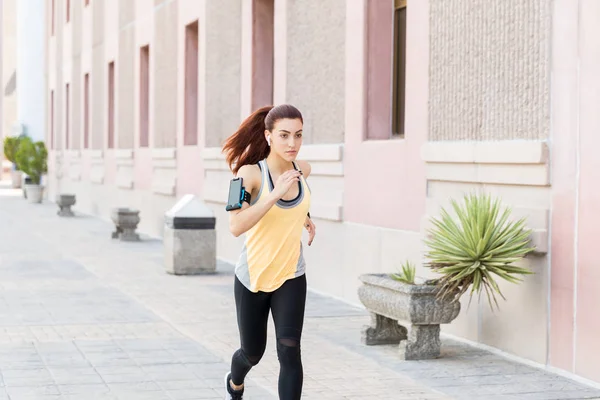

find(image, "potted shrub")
[357,193,535,360]
[3,136,23,188]
[15,137,48,203]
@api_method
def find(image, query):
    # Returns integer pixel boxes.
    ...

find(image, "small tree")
[15,137,48,185]
[3,136,22,169]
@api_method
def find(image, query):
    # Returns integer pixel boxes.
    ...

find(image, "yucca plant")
[424,193,535,310]
[391,260,416,284]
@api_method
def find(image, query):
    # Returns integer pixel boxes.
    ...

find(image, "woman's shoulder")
[295,160,312,178]
[236,163,262,188]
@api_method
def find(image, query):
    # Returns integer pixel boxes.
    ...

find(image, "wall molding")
[422,140,550,254]
[152,147,177,196]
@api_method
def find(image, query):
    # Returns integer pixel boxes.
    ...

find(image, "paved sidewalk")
[1,182,600,400]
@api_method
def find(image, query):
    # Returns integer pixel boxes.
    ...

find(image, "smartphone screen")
[228,178,243,207]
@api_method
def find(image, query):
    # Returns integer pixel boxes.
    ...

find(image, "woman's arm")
[229,164,301,237]
[296,160,316,245]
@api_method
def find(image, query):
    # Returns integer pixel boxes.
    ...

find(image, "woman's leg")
[270,274,307,400]
[230,276,270,388]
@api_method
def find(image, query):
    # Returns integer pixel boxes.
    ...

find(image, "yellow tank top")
[234,159,311,292]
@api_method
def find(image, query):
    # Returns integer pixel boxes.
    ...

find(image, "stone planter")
[111,208,141,241]
[358,273,460,360]
[10,169,22,188]
[24,184,43,204]
[56,194,76,217]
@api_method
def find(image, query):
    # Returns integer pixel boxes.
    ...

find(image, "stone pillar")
[16,0,45,142]
[0,0,4,179]
[164,195,216,275]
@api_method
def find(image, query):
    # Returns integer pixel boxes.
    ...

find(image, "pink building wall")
[550,0,600,383]
[344,0,426,231]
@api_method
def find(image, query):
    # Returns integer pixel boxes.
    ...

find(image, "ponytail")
[223,104,303,174]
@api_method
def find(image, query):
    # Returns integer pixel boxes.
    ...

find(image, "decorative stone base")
[362,313,407,345]
[56,194,76,217]
[110,208,141,242]
[362,314,442,360]
[164,227,216,275]
[399,324,441,360]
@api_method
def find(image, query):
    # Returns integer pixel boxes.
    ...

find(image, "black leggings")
[230,274,307,400]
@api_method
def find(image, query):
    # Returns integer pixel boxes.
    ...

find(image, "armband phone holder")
[226,177,251,211]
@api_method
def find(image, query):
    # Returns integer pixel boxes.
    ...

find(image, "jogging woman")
[222,104,315,400]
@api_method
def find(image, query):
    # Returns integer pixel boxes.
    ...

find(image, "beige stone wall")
[119,0,135,28]
[118,27,135,149]
[153,1,178,148]
[429,0,551,141]
[205,0,242,148]
[286,0,345,144]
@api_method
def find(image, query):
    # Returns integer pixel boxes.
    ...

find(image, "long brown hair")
[223,104,303,174]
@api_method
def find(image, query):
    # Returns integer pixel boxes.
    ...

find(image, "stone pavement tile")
[0,367,54,386]
[4,384,60,398]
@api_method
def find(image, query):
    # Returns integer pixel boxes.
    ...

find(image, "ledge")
[422,141,548,165]
[115,149,134,159]
[88,150,103,159]
[152,148,177,160]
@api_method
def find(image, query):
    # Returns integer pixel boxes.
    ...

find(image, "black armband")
[242,189,251,204]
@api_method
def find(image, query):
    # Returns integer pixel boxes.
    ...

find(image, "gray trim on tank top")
[250,161,265,206]
[264,159,305,209]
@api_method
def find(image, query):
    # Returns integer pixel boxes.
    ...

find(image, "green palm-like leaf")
[425,193,535,311]
[390,260,416,285]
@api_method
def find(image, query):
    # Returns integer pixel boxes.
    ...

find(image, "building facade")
[44,0,600,385]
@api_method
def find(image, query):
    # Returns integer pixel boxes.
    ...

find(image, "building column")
[1,0,4,178]
[16,0,45,142]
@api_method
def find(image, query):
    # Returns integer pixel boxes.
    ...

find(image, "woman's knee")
[276,338,302,366]
[235,348,264,367]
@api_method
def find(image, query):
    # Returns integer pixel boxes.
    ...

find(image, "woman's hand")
[304,216,316,246]
[271,169,301,200]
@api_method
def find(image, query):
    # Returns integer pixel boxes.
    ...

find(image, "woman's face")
[266,118,304,162]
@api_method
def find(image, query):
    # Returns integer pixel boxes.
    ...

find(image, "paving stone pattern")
[1,183,599,400]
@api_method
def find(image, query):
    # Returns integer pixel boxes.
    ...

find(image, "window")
[51,0,55,35]
[65,83,70,149]
[139,46,150,147]
[84,73,90,149]
[252,0,274,109]
[392,0,407,136]
[184,22,199,146]
[108,62,115,149]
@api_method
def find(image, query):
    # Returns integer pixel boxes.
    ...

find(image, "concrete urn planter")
[358,273,461,360]
[56,194,76,217]
[10,169,22,188]
[24,184,43,204]
[111,208,141,241]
